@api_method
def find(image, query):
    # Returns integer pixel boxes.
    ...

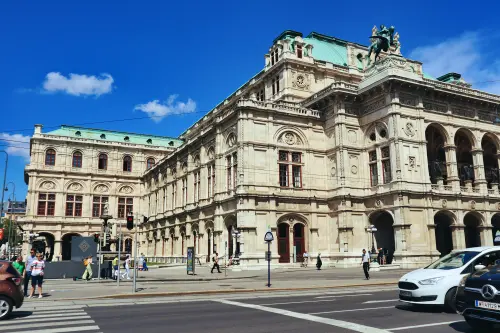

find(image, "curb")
[52,281,399,301]
[45,275,261,284]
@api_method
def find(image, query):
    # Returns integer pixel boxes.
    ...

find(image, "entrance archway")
[293,224,305,260]
[434,211,454,256]
[277,223,290,263]
[425,124,448,184]
[482,134,499,188]
[455,130,474,185]
[61,233,80,261]
[370,211,395,264]
[38,232,55,261]
[464,213,482,248]
[492,214,500,246]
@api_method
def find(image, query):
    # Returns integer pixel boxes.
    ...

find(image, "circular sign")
[264,231,274,242]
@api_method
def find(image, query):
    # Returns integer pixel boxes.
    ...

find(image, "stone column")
[451,225,466,250]
[289,225,295,262]
[472,149,487,193]
[445,145,460,190]
[491,183,499,194]
[479,226,493,247]
[427,224,439,255]
[53,240,62,261]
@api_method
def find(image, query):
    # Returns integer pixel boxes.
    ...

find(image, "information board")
[187,246,195,275]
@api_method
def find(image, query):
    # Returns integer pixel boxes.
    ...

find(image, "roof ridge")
[52,125,183,141]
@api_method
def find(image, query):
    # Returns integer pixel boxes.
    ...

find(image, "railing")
[472,188,481,193]
[460,187,468,193]
[488,189,496,195]
[444,185,453,191]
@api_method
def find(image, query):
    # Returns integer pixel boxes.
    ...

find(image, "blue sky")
[1,0,500,199]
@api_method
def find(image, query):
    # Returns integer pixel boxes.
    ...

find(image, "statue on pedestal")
[103,201,109,216]
[366,25,397,66]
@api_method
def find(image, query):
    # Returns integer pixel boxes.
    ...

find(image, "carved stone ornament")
[194,156,201,168]
[181,162,188,173]
[95,184,109,193]
[497,202,500,210]
[227,133,237,147]
[375,200,382,208]
[69,183,82,191]
[409,156,416,169]
[403,122,416,137]
[278,131,303,146]
[470,201,476,210]
[351,165,358,174]
[119,186,133,194]
[207,148,215,160]
[41,181,56,190]
[442,199,447,208]
[331,166,337,177]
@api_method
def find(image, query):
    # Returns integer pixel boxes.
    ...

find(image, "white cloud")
[409,32,500,94]
[0,133,30,161]
[42,72,114,96]
[134,95,197,122]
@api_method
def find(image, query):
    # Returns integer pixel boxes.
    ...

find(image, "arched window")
[45,149,56,166]
[123,156,132,172]
[146,158,155,170]
[72,151,82,168]
[98,153,108,170]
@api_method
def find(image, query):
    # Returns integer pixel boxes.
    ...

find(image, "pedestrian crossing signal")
[126,213,134,230]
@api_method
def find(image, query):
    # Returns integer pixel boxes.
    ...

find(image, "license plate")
[476,300,500,311]
[400,290,412,297]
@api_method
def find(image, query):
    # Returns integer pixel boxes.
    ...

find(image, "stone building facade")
[22,28,500,268]
[20,125,182,259]
[140,29,500,268]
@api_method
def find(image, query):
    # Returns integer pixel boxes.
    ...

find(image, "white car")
[398,246,500,311]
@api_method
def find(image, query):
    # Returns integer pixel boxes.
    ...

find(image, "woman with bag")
[29,253,45,298]
[82,255,93,281]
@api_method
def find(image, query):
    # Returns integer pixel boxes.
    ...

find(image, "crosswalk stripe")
[11,315,91,323]
[15,309,85,315]
[0,319,95,331]
[13,312,89,320]
[20,305,85,312]
[15,326,100,333]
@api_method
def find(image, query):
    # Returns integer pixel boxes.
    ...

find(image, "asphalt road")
[3,287,491,333]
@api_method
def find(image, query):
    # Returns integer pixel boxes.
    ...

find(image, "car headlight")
[458,275,469,287]
[418,276,445,285]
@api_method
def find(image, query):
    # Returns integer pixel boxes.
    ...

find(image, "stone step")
[379,264,401,271]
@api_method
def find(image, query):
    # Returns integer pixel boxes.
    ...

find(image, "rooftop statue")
[366,25,398,66]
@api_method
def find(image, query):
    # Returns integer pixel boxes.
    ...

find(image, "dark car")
[456,263,500,330]
[0,261,24,320]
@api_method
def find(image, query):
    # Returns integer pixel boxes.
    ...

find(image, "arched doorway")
[492,214,500,246]
[61,233,80,261]
[482,134,499,188]
[425,124,448,184]
[370,211,395,264]
[434,211,454,256]
[293,224,305,261]
[455,130,474,185]
[277,223,290,263]
[224,216,237,258]
[37,232,55,261]
[125,238,132,253]
[464,212,482,248]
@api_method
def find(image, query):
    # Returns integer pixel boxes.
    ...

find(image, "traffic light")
[126,213,134,230]
[93,233,99,243]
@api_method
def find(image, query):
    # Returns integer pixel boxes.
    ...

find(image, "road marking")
[14,312,89,320]
[309,305,395,315]
[216,299,392,333]
[14,309,85,315]
[262,294,372,305]
[12,315,91,323]
[13,326,100,333]
[20,305,85,311]
[387,321,463,331]
[315,294,373,299]
[0,319,95,331]
[363,299,399,304]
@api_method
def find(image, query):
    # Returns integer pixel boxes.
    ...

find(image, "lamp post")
[367,225,378,255]
[0,151,8,236]
[232,228,240,261]
[4,182,15,260]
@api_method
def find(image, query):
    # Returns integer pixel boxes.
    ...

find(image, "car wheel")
[444,287,457,313]
[0,296,13,320]
[465,317,493,330]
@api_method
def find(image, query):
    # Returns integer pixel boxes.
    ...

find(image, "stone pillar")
[465,180,473,191]
[53,240,62,261]
[289,225,295,262]
[427,224,440,255]
[445,145,460,190]
[472,149,487,192]
[492,183,499,194]
[451,225,466,250]
[436,177,444,189]
[479,226,493,247]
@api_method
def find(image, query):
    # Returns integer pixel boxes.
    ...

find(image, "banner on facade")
[187,246,195,275]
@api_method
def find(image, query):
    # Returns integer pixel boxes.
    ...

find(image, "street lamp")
[4,182,15,260]
[366,225,378,255]
[0,151,8,234]
[231,228,240,262]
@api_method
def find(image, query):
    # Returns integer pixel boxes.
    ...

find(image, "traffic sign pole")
[264,231,274,288]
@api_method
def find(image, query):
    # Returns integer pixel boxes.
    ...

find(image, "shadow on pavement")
[8,311,33,320]
[395,304,447,313]
[448,321,473,333]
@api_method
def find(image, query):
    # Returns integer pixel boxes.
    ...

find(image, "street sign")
[265,251,271,261]
[264,231,274,242]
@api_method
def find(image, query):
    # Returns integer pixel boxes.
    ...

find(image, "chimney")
[34,124,43,135]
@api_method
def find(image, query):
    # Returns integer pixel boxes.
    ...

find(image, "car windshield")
[425,251,480,270]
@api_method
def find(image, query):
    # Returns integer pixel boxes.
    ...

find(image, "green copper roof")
[304,32,348,67]
[423,72,435,80]
[46,125,183,148]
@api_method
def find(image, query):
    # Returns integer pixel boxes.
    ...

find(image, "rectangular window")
[232,153,237,190]
[163,188,167,212]
[256,89,265,101]
[171,183,177,209]
[37,193,56,216]
[181,177,187,206]
[381,147,392,184]
[271,48,279,65]
[65,194,83,217]
[226,156,232,190]
[278,151,303,188]
[92,196,108,217]
[118,197,133,218]
[369,151,378,186]
[272,77,276,95]
[194,171,201,202]
[297,44,303,58]
[207,165,213,197]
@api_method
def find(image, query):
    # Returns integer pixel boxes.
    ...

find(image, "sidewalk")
[35,267,407,301]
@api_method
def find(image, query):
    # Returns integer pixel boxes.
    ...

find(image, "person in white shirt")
[122,254,131,279]
[361,249,371,280]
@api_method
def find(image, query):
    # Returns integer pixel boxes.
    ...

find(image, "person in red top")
[29,253,45,299]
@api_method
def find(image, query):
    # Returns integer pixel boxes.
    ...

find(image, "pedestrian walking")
[13,256,25,276]
[138,254,144,271]
[82,255,93,281]
[302,251,309,267]
[24,248,36,296]
[361,249,370,280]
[316,253,322,270]
[122,254,131,279]
[28,253,45,298]
[211,252,221,273]
[112,255,119,280]
[142,257,149,271]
